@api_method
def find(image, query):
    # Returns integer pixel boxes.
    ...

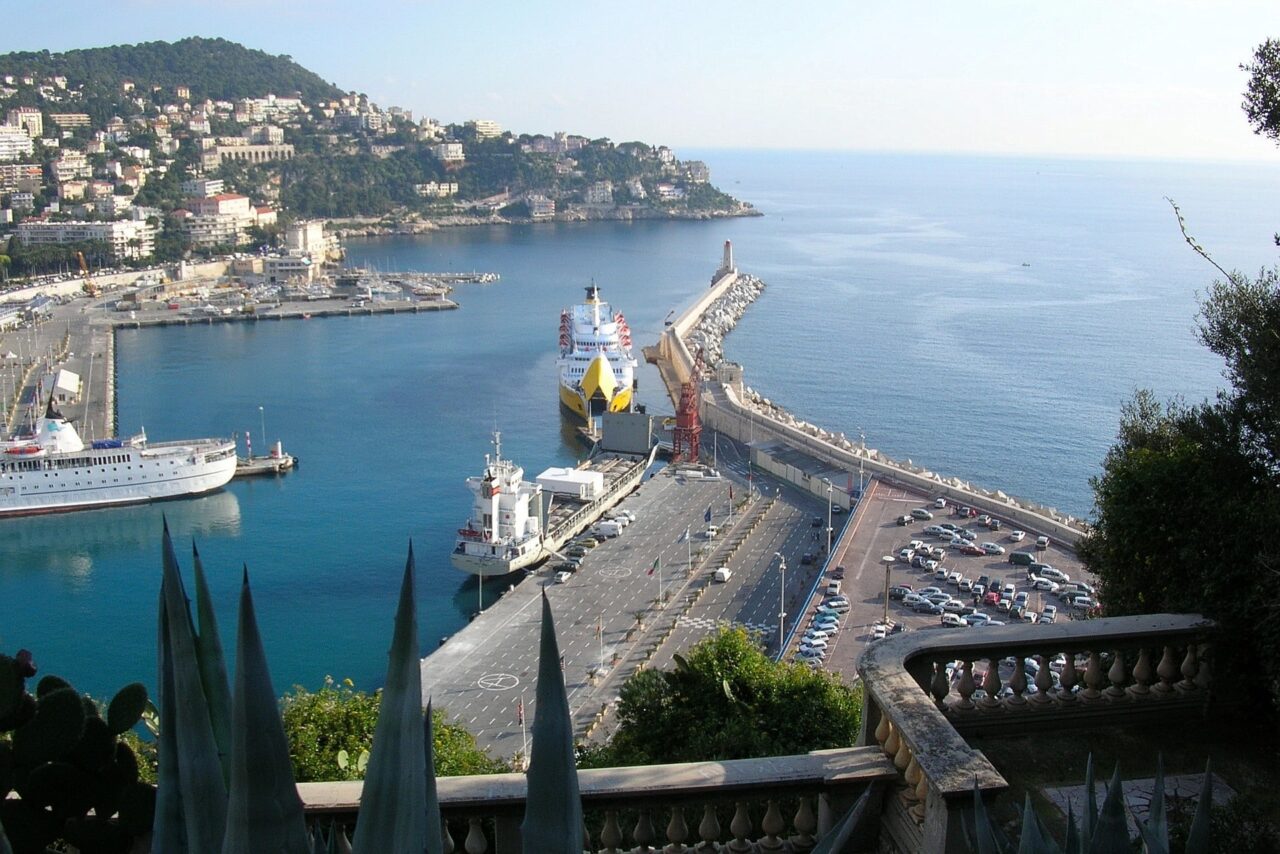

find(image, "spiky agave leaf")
[153,553,187,854]
[1089,764,1129,854]
[968,776,1014,854]
[192,542,233,787]
[1016,793,1060,854]
[424,701,442,854]
[154,520,227,852]
[221,568,310,854]
[1135,754,1169,854]
[520,592,582,853]
[810,786,873,854]
[1082,754,1097,845]
[351,545,426,853]
[0,812,12,854]
[1184,759,1213,854]
[1063,802,1081,854]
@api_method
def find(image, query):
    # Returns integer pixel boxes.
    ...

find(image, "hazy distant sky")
[13,0,1280,161]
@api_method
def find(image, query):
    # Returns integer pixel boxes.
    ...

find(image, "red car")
[960,544,985,556]
[983,591,1000,606]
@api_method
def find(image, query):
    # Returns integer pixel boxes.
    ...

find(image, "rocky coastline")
[327,204,761,238]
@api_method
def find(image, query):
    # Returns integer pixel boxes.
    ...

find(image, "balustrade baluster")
[953,659,977,711]
[600,810,623,854]
[758,799,786,852]
[584,820,593,853]
[695,804,721,852]
[1195,644,1212,691]
[1178,643,1199,693]
[930,660,950,709]
[1154,644,1179,695]
[980,657,1002,709]
[893,733,912,773]
[664,806,689,853]
[726,801,754,852]
[911,771,929,823]
[1081,651,1104,701]
[1005,656,1028,707]
[1058,653,1079,701]
[882,719,900,759]
[874,710,890,748]
[1128,647,1153,698]
[1105,649,1128,700]
[634,808,657,852]
[442,820,455,854]
[464,816,487,854]
[1031,654,1054,706]
[791,797,817,852]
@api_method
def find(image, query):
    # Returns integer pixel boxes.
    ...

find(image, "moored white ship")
[0,401,237,517]
[451,433,545,577]
[556,285,638,421]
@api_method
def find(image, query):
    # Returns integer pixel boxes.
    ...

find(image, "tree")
[1243,39,1280,144]
[279,676,507,782]
[581,627,861,767]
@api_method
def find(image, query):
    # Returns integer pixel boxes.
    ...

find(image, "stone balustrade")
[298,746,897,853]
[856,613,1215,852]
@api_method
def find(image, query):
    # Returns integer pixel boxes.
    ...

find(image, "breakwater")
[653,256,1088,544]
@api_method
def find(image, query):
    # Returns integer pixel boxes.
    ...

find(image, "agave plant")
[966,752,1216,853]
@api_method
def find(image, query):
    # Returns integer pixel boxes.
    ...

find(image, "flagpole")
[686,528,692,573]
[519,692,527,771]
[597,614,604,672]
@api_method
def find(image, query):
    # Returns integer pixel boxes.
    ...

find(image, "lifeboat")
[4,445,44,457]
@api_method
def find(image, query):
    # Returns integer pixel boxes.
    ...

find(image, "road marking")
[477,673,519,691]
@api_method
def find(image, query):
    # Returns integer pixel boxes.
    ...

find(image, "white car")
[1037,566,1070,583]
[898,548,914,562]
[800,636,828,651]
[940,613,965,628]
[981,542,1006,555]
[1009,530,1026,542]
[803,629,830,642]
[822,598,851,612]
[554,571,572,584]
[923,525,949,537]
[902,593,925,606]
[870,625,888,640]
[798,643,827,657]
[909,540,926,551]
[942,599,968,614]
[796,649,825,661]
[934,497,947,508]
[1030,578,1060,593]
[962,612,992,626]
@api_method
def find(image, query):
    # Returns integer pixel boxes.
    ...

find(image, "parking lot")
[787,478,1093,680]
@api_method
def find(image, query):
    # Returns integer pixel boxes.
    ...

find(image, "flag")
[516,697,524,726]
[704,505,712,524]
[595,617,603,638]
[729,484,734,503]
[677,527,689,544]
[648,557,659,576]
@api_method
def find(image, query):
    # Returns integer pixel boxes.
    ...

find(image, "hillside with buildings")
[0,38,753,280]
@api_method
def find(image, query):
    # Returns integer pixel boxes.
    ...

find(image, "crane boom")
[76,251,97,297]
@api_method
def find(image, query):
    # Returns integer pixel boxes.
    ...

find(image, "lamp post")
[858,428,866,498]
[881,555,896,626]
[823,478,833,556]
[259,405,267,456]
[774,552,787,655]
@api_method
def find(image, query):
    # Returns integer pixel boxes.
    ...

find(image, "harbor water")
[1,150,1278,702]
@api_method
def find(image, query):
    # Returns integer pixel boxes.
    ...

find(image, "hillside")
[0,38,342,120]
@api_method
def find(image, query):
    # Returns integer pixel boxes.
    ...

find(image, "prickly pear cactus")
[0,650,155,854]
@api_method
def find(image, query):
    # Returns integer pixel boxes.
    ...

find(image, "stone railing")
[856,613,1215,853]
[298,746,898,853]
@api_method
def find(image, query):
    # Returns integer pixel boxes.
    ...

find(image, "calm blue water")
[2,150,1277,701]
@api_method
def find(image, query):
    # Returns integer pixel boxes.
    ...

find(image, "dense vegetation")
[280,677,506,781]
[1080,39,1280,712]
[579,628,862,767]
[0,38,342,124]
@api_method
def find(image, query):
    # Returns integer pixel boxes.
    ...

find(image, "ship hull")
[558,383,634,422]
[450,547,545,577]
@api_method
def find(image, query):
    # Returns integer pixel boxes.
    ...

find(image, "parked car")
[801,636,828,650]
[554,571,572,584]
[934,497,948,508]
[889,585,913,600]
[923,525,949,537]
[830,566,846,580]
[929,546,947,560]
[933,567,949,582]
[823,597,851,612]
[973,619,1005,627]
[988,519,1002,531]
[911,599,940,613]
[1009,551,1036,566]
[1036,535,1051,549]
[981,542,1006,555]
[958,578,973,592]
[897,514,912,526]
[1009,530,1026,542]
[902,593,925,607]
[947,571,963,586]
[1030,578,1060,593]
[942,599,969,614]
[996,597,1012,612]
[940,613,965,628]
[977,514,992,526]
[911,555,929,569]
[963,612,992,626]
[1069,596,1096,611]
[960,544,986,556]
[803,629,830,642]
[940,522,961,533]
[925,592,952,606]
[988,579,1004,593]
[983,591,1000,606]
[911,508,934,520]
[898,548,914,562]
[918,586,944,598]
[1041,605,1058,623]
[976,574,990,590]
[797,645,827,658]
[1037,566,1070,583]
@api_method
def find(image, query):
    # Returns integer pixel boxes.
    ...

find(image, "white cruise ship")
[451,434,545,577]
[0,401,237,517]
[556,285,638,421]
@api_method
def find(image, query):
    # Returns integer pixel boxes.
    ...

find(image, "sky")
[8,0,1280,162]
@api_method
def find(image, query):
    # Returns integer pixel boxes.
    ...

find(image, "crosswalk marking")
[676,614,775,635]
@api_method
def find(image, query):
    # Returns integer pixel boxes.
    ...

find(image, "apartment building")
[16,219,157,260]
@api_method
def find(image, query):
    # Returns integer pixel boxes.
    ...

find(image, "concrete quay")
[419,452,829,760]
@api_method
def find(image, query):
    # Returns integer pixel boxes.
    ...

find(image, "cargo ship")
[556,285,637,422]
[451,433,546,577]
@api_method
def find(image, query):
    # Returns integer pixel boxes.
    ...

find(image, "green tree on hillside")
[581,627,861,767]
[1080,39,1280,710]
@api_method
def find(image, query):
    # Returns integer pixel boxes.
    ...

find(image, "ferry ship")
[556,285,638,421]
[0,401,237,517]
[451,434,545,577]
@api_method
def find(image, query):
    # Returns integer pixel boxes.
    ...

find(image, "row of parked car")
[552,509,638,583]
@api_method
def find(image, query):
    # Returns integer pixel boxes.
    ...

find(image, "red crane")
[672,347,704,463]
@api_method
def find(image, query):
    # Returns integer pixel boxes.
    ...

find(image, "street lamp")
[881,555,896,626]
[259,405,267,455]
[858,428,866,498]
[823,478,833,556]
[774,552,787,654]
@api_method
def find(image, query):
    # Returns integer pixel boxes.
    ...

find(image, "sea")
[3,150,1278,703]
